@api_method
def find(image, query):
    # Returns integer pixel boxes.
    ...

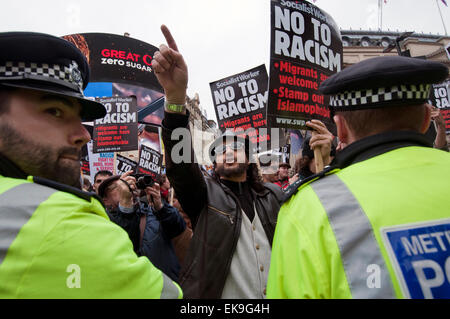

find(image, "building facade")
[341,30,450,68]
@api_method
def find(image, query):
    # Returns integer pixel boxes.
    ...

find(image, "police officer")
[0,32,181,298]
[267,56,450,299]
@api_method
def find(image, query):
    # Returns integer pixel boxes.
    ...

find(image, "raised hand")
[118,170,137,208]
[146,182,163,211]
[152,25,188,106]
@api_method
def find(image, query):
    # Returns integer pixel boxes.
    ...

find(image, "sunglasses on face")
[214,141,245,154]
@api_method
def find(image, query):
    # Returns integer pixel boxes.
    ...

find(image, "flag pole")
[378,0,381,31]
[380,0,383,31]
[436,0,448,35]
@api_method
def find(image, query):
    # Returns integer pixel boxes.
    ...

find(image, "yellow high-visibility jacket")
[0,175,182,299]
[268,134,450,299]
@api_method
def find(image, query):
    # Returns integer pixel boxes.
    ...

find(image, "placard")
[267,0,342,133]
[93,96,138,153]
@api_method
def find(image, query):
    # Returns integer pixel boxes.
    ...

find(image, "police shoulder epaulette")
[282,165,338,204]
[33,176,104,205]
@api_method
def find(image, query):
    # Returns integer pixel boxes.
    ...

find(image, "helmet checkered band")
[329,84,431,109]
[0,60,83,93]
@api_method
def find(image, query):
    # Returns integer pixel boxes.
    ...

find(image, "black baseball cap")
[97,175,120,199]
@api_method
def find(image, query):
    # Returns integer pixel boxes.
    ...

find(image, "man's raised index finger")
[161,24,178,52]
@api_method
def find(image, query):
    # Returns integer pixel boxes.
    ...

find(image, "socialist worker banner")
[429,80,450,133]
[93,96,138,153]
[137,144,162,180]
[116,154,138,176]
[210,64,279,151]
[267,0,342,132]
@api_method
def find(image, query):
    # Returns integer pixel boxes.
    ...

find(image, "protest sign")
[441,109,450,134]
[210,65,270,146]
[116,154,138,176]
[81,141,90,176]
[81,159,90,177]
[210,65,268,131]
[87,141,115,182]
[210,65,286,152]
[139,124,162,153]
[137,144,162,180]
[267,0,342,132]
[429,80,450,133]
[93,96,138,153]
[275,144,290,164]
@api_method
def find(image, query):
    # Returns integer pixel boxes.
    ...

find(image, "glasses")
[214,141,245,154]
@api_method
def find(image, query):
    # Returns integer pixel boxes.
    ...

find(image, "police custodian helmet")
[319,55,449,112]
[0,31,106,121]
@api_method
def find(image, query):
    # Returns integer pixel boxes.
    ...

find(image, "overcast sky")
[1,0,449,121]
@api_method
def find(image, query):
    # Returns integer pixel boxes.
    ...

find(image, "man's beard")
[215,162,248,179]
[0,122,82,188]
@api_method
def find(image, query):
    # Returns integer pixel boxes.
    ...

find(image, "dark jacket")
[106,200,186,282]
[107,206,141,255]
[162,111,284,298]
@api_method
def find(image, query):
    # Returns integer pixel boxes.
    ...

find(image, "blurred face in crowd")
[263,172,278,184]
[161,176,170,191]
[278,166,289,180]
[0,89,90,188]
[261,163,279,184]
[102,181,121,210]
[94,173,112,193]
[214,139,248,181]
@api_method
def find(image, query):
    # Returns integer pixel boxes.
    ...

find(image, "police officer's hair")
[0,86,15,115]
[336,104,427,140]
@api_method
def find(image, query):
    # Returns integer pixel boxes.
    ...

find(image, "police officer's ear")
[334,114,354,145]
[420,104,432,134]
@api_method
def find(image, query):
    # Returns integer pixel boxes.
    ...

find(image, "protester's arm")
[145,183,186,238]
[116,171,137,208]
[154,202,186,239]
[154,25,208,227]
[108,204,141,254]
[105,171,141,252]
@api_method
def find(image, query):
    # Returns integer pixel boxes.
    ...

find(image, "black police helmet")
[0,32,106,121]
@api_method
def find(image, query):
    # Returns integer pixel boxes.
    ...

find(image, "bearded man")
[0,31,181,298]
[153,25,284,299]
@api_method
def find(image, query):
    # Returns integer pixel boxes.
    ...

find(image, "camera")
[132,174,155,189]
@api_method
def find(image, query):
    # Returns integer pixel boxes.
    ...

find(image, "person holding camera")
[98,170,186,282]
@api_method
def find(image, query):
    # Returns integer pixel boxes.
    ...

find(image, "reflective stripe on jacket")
[267,144,450,299]
[0,176,182,299]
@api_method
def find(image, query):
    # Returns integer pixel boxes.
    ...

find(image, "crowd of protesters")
[0,25,449,299]
[88,26,449,299]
